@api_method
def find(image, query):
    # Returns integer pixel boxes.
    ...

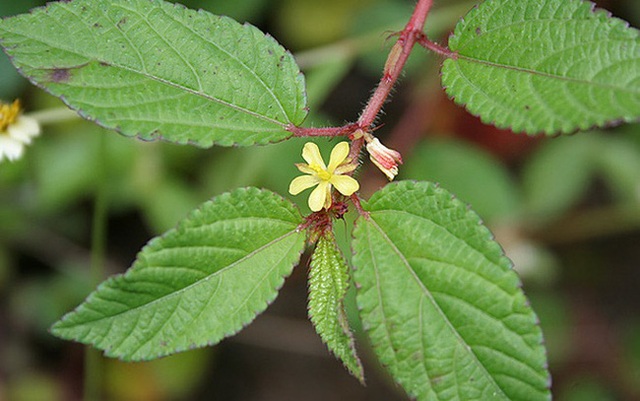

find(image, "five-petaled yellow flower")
[289,142,359,212]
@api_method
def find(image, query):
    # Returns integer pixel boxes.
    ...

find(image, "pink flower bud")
[366,137,403,180]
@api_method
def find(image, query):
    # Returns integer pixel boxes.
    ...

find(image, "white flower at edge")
[0,100,40,163]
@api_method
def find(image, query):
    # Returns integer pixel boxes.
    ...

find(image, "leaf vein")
[367,218,509,398]
[157,7,291,122]
[69,229,299,326]
[457,55,640,95]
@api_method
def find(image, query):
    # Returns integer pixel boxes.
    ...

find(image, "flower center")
[310,163,332,181]
[0,100,21,133]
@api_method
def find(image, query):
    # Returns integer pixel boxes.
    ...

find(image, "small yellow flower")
[0,100,40,163]
[289,142,359,212]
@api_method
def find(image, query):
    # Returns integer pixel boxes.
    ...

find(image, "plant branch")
[357,0,435,130]
[288,0,438,142]
[294,1,472,70]
[417,34,456,58]
[350,194,369,218]
[288,123,359,138]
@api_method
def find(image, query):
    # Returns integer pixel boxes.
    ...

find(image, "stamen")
[310,163,332,180]
[0,100,21,133]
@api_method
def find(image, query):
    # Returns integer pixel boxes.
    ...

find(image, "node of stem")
[288,0,440,179]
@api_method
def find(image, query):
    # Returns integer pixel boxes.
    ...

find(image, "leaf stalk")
[290,0,441,141]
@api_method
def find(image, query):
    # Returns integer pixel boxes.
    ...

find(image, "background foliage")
[1,0,639,400]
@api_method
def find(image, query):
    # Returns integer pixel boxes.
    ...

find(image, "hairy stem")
[294,1,472,70]
[357,0,435,129]
[289,123,358,138]
[417,34,456,58]
[350,194,369,218]
[288,0,438,140]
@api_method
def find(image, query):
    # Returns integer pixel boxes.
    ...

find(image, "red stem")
[288,123,358,138]
[348,136,365,162]
[357,0,434,129]
[288,0,439,216]
[288,0,436,141]
[417,34,456,58]
[350,194,369,218]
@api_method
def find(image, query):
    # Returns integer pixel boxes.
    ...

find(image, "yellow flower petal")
[302,142,326,170]
[289,175,319,195]
[309,181,330,211]
[334,162,357,175]
[327,141,350,172]
[324,182,333,209]
[295,163,315,174]
[330,174,359,196]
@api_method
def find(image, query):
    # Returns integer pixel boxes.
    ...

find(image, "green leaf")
[179,0,269,23]
[442,0,640,134]
[51,187,306,360]
[352,181,550,400]
[309,231,363,383]
[0,0,307,147]
[0,0,38,98]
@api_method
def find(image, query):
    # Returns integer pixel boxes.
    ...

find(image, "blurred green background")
[1,0,639,400]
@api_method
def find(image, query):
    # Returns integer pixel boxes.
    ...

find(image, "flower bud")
[365,137,402,180]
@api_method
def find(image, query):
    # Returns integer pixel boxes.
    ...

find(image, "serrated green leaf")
[352,181,550,401]
[309,231,363,383]
[51,187,306,361]
[179,0,269,23]
[0,0,38,98]
[0,0,307,147]
[442,0,640,134]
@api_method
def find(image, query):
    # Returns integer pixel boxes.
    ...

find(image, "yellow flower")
[289,142,359,212]
[0,100,40,163]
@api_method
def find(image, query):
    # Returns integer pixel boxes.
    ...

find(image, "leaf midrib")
[456,18,636,48]
[113,1,291,122]
[2,3,292,128]
[58,228,300,327]
[371,208,507,270]
[454,55,640,95]
[365,216,509,400]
